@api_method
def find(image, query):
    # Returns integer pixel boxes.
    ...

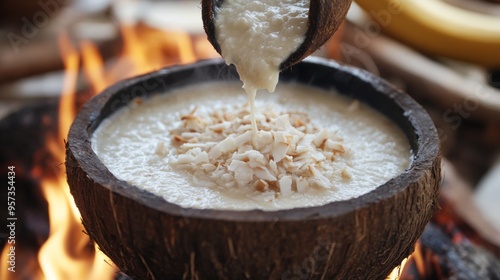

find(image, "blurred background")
[0,0,499,279]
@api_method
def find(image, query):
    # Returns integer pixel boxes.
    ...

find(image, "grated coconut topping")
[168,103,350,200]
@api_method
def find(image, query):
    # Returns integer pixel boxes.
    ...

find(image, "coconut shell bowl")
[66,58,441,279]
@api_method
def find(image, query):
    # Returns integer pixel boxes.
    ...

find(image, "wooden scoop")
[202,0,352,70]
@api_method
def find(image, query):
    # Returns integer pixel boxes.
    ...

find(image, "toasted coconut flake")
[223,112,236,121]
[194,151,209,164]
[238,144,254,153]
[255,179,269,192]
[176,154,195,164]
[279,176,293,196]
[273,131,287,144]
[173,135,188,143]
[296,177,309,193]
[269,160,278,175]
[208,122,231,132]
[292,116,305,127]
[275,114,291,130]
[169,102,348,200]
[237,124,253,132]
[260,144,273,155]
[154,141,168,157]
[253,166,277,181]
[324,139,345,153]
[277,165,287,175]
[341,167,352,179]
[181,114,198,121]
[309,165,332,189]
[312,129,329,148]
[220,173,233,183]
[310,150,326,162]
[241,150,266,168]
[202,163,217,172]
[180,132,202,139]
[228,160,254,185]
[181,142,213,149]
[218,136,237,153]
[272,142,288,163]
[208,145,222,159]
[234,171,254,185]
[208,137,235,158]
[189,105,198,114]
[282,159,299,173]
[298,134,315,146]
[234,130,253,146]
[324,151,335,160]
[228,159,248,172]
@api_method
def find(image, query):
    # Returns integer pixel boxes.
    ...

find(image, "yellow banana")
[354,0,500,68]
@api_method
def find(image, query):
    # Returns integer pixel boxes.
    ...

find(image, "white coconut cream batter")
[92,83,412,211]
[215,0,310,134]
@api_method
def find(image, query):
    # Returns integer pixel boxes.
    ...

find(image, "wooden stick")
[0,35,122,86]
[342,22,500,123]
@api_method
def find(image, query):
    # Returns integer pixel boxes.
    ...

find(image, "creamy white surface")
[92,83,412,211]
[215,0,309,93]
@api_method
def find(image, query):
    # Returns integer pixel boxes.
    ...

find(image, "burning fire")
[34,33,116,280]
[0,19,429,279]
[81,24,206,93]
[0,23,216,280]
[386,242,425,280]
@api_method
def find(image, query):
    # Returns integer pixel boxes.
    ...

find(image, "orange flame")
[412,242,426,276]
[101,24,203,87]
[81,40,107,94]
[0,23,216,280]
[36,33,117,280]
[386,256,409,280]
[83,24,213,96]
[385,241,427,280]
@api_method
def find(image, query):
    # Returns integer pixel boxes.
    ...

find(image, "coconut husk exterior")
[66,58,441,279]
